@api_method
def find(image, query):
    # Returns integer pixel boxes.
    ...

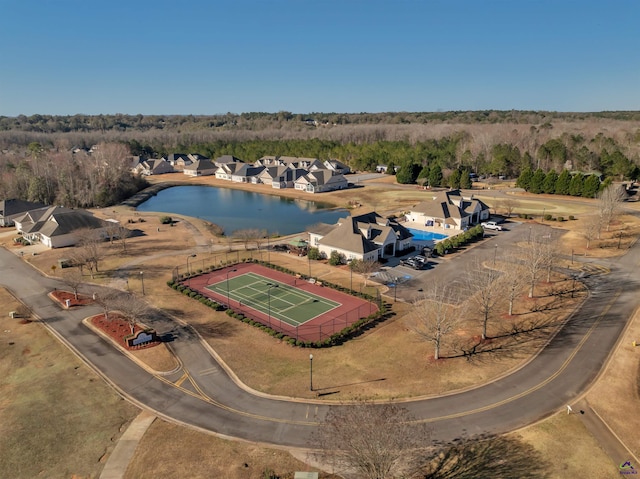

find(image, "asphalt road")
[1,223,637,448]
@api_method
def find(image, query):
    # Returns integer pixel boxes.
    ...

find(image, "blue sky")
[1,0,638,116]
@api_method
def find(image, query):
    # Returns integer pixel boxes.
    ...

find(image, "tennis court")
[206,272,340,327]
[183,262,378,342]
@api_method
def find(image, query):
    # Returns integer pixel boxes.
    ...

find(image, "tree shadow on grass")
[422,435,549,479]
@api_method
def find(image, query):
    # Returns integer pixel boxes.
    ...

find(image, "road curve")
[1,228,637,448]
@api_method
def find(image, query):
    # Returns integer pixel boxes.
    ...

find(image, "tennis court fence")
[233,300,377,343]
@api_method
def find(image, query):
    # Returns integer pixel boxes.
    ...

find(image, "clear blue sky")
[1,0,638,116]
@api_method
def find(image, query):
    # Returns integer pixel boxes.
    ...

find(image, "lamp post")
[267,283,278,328]
[226,268,237,307]
[493,243,498,266]
[350,263,353,291]
[139,271,145,295]
[186,253,197,275]
[309,353,314,391]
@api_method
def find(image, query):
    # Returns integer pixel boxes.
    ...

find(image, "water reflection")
[136,186,346,235]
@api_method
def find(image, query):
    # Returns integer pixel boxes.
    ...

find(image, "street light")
[139,271,145,295]
[493,243,498,266]
[267,283,279,328]
[226,268,237,307]
[309,353,314,391]
[186,253,197,275]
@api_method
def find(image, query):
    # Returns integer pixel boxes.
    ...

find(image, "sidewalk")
[99,410,156,479]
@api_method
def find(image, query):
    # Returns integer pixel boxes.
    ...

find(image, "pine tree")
[542,170,558,194]
[555,169,571,195]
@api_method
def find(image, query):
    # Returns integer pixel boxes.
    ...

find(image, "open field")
[3,176,640,477]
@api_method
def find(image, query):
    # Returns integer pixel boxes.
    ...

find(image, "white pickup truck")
[481,221,503,231]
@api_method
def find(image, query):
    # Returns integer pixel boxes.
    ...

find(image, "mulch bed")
[88,313,160,350]
[49,290,94,307]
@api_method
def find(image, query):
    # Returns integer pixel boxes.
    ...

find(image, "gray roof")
[0,199,47,220]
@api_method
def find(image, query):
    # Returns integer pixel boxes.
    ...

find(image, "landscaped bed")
[88,313,161,350]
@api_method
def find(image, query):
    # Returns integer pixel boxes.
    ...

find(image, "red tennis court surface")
[182,262,378,343]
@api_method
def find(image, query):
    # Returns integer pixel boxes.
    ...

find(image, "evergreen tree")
[459,167,472,189]
[555,169,571,195]
[529,168,546,194]
[448,169,461,189]
[542,170,558,194]
[516,167,533,191]
[582,174,601,198]
[429,164,443,187]
[569,173,584,196]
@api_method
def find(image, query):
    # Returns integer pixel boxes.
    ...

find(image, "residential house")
[231,164,265,183]
[0,199,47,227]
[294,169,348,193]
[166,153,191,170]
[324,159,351,175]
[133,158,174,176]
[14,206,115,248]
[406,189,490,231]
[183,159,217,177]
[215,162,240,180]
[308,212,413,262]
[214,155,243,166]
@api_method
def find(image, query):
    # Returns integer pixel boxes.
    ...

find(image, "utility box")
[9,311,17,318]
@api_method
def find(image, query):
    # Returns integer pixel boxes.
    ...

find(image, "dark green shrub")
[159,216,172,224]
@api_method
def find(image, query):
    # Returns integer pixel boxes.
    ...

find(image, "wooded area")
[1,111,638,208]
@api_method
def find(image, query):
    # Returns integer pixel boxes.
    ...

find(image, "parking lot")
[379,221,527,303]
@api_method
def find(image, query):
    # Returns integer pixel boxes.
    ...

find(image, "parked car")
[481,221,503,231]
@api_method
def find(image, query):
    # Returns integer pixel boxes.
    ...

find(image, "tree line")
[0,142,148,208]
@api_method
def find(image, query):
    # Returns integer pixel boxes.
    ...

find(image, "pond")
[136,186,348,235]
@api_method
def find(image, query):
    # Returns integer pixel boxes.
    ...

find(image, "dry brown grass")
[0,288,139,479]
[125,420,338,479]
[512,413,620,479]
[585,308,640,460]
[5,179,639,477]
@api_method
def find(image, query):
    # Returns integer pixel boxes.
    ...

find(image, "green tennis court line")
[205,272,341,326]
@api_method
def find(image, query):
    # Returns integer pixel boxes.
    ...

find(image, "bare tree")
[110,292,150,334]
[501,196,520,218]
[253,229,268,252]
[465,256,501,340]
[71,228,105,279]
[579,215,601,250]
[312,399,431,479]
[410,283,461,360]
[500,253,526,316]
[597,184,625,234]
[93,290,120,321]
[350,258,381,289]
[60,267,84,300]
[521,228,549,298]
[233,228,262,250]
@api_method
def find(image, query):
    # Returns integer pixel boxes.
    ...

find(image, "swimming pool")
[408,228,448,242]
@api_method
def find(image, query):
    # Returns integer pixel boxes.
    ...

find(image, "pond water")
[136,186,347,235]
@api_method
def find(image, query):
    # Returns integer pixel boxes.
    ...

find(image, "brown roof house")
[308,212,413,262]
[406,189,490,231]
[14,206,115,248]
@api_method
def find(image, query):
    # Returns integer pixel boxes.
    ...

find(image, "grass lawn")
[0,288,139,479]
